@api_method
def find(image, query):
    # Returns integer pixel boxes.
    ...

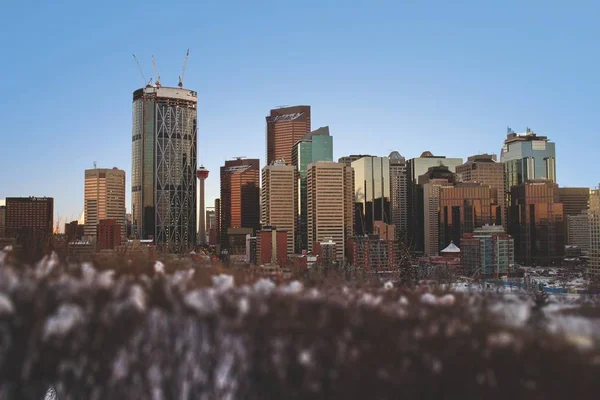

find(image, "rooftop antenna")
[93,161,97,169]
[233,156,246,160]
[178,48,190,88]
[152,55,161,87]
[132,54,148,86]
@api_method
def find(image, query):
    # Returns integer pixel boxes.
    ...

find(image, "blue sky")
[0,0,598,225]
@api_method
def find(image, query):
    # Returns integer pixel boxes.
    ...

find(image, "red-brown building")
[266,106,311,165]
[256,227,288,266]
[97,219,122,251]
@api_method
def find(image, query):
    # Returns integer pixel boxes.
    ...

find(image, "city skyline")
[1,1,599,226]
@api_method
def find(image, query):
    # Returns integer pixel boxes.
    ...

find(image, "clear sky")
[0,0,598,226]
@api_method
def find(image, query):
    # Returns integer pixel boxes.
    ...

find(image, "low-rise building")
[461,225,514,277]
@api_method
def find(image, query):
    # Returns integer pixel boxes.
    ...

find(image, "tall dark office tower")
[439,183,495,248]
[389,151,408,242]
[0,206,5,238]
[456,154,506,229]
[266,106,311,165]
[220,158,260,254]
[558,187,590,217]
[500,127,556,193]
[406,152,462,254]
[351,156,391,235]
[131,86,198,253]
[509,180,564,265]
[5,197,54,260]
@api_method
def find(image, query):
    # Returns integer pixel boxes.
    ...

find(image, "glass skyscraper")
[291,126,333,252]
[500,127,556,193]
[132,86,198,252]
[351,156,391,236]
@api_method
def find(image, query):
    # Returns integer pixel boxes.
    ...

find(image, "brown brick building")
[97,219,122,251]
[266,106,311,165]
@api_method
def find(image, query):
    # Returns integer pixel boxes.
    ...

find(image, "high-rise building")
[559,187,590,217]
[351,156,391,236]
[307,162,354,262]
[567,214,590,252]
[220,158,260,254]
[131,85,197,252]
[64,220,84,243]
[261,161,297,256]
[500,128,556,194]
[509,180,564,265]
[214,199,221,247]
[0,206,5,238]
[5,197,54,238]
[338,154,371,166]
[256,227,288,266]
[461,225,514,277]
[407,152,462,254]
[456,154,505,229]
[421,172,455,257]
[589,211,600,276]
[292,126,333,252]
[84,168,126,239]
[389,151,408,242]
[266,105,311,165]
[439,182,496,249]
[591,188,600,213]
[97,219,122,251]
[5,197,54,260]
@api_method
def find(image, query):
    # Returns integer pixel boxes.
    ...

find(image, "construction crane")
[132,54,148,86]
[178,48,190,88]
[152,55,161,87]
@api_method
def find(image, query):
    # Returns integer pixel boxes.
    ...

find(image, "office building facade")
[439,183,495,248]
[307,162,354,262]
[5,197,54,238]
[389,151,408,242]
[292,126,333,252]
[589,211,600,276]
[220,158,260,254]
[97,219,122,251]
[500,128,556,193]
[0,206,5,238]
[351,156,391,236]
[266,105,311,165]
[559,187,590,217]
[132,86,198,252]
[509,180,564,265]
[84,168,126,239]
[261,161,297,256]
[456,154,505,229]
[407,152,462,254]
[461,225,514,276]
[567,214,590,252]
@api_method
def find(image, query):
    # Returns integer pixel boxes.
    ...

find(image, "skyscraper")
[439,182,495,248]
[220,158,260,254]
[5,197,54,238]
[132,85,197,252]
[351,156,391,235]
[307,162,354,262]
[261,161,297,256]
[389,151,408,242]
[266,105,311,165]
[559,187,590,217]
[419,167,455,256]
[84,168,126,239]
[407,152,462,253]
[500,128,556,194]
[0,206,5,238]
[292,126,333,251]
[456,154,506,229]
[589,211,600,276]
[5,197,53,260]
[509,180,564,265]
